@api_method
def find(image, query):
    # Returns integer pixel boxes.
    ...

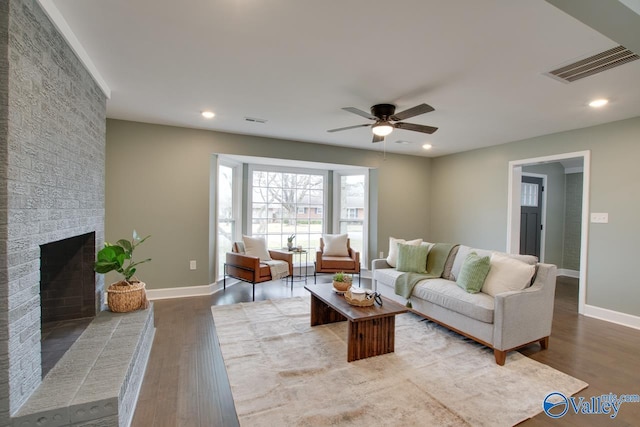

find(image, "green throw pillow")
[396,243,429,273]
[456,252,491,293]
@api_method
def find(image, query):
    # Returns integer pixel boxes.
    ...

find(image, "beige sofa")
[372,244,557,365]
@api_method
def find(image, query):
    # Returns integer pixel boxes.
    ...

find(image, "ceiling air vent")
[545,45,639,83]
[244,117,267,123]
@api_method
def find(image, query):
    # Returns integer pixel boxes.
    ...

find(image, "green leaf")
[116,253,126,266]
[116,239,133,253]
[94,260,118,274]
[97,246,116,262]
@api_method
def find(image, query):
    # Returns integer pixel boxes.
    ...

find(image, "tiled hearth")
[12,307,155,427]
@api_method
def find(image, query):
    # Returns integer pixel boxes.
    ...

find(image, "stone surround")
[0,0,107,423]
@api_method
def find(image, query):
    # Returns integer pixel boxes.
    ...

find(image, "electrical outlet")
[189,260,197,270]
[379,251,384,258]
[590,213,609,223]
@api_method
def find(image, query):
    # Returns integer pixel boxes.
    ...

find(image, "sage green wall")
[522,163,566,266]
[430,116,640,316]
[106,119,431,289]
[563,173,583,271]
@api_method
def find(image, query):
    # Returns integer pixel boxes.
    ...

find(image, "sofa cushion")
[396,243,429,273]
[456,252,491,293]
[319,255,356,270]
[386,237,422,267]
[451,245,538,280]
[481,253,535,296]
[412,278,495,324]
[322,233,349,256]
[442,244,460,280]
[258,263,271,277]
[243,235,272,261]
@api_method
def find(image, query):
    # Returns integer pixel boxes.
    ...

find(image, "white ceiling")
[46,0,640,157]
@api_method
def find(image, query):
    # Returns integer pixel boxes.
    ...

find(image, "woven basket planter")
[332,280,352,292]
[107,280,149,313]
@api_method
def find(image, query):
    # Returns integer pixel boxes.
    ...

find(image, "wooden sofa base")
[408,308,549,366]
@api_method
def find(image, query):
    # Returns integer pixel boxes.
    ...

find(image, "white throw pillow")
[242,235,272,261]
[323,234,349,256]
[481,253,536,296]
[386,237,422,267]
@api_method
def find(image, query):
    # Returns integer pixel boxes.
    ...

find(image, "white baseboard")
[583,304,640,330]
[557,268,579,278]
[146,282,226,300]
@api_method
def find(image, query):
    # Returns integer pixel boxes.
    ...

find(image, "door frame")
[521,173,547,262]
[506,150,590,314]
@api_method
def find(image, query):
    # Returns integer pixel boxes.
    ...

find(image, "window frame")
[247,164,329,251]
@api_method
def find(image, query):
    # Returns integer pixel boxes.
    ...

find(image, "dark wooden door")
[520,176,543,258]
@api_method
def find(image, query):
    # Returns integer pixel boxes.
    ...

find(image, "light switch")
[590,213,608,223]
[190,260,197,270]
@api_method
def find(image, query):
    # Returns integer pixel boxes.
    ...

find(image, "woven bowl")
[344,289,375,307]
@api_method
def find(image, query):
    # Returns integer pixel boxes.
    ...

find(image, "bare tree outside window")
[251,170,324,251]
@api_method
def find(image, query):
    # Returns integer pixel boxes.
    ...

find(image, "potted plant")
[94,230,151,312]
[287,234,296,250]
[332,271,353,292]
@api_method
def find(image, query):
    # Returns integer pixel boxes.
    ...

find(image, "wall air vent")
[545,45,639,83]
[244,117,267,123]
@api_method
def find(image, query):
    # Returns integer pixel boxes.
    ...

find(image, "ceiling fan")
[327,103,438,143]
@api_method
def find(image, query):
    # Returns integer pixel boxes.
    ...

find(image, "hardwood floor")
[131,276,640,426]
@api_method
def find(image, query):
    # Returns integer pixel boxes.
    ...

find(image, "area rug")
[212,297,587,426]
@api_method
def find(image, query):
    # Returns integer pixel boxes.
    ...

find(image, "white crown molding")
[36,0,111,98]
[564,167,584,174]
[583,304,640,330]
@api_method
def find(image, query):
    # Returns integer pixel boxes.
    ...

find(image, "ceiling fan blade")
[391,103,435,121]
[394,122,438,134]
[343,107,378,121]
[372,134,385,143]
[327,123,371,133]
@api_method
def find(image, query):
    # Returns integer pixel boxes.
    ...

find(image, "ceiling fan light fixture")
[588,99,608,108]
[372,122,393,136]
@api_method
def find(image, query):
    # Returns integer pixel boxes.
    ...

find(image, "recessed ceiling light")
[588,99,608,108]
[201,111,215,119]
[422,144,432,150]
[394,140,413,145]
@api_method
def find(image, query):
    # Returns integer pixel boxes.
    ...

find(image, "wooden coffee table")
[304,283,408,362]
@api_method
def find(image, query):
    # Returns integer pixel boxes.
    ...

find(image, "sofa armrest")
[347,247,361,272]
[371,258,391,270]
[371,258,392,291]
[269,250,294,275]
[493,263,557,351]
[225,252,261,281]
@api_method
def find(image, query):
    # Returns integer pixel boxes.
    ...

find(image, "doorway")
[507,151,590,314]
[520,175,544,260]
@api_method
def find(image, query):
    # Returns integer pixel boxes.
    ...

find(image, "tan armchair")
[314,237,361,285]
[224,242,293,300]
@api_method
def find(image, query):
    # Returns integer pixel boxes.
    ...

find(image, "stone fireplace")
[1,0,106,422]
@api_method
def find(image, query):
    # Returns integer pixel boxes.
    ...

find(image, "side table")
[284,248,308,286]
